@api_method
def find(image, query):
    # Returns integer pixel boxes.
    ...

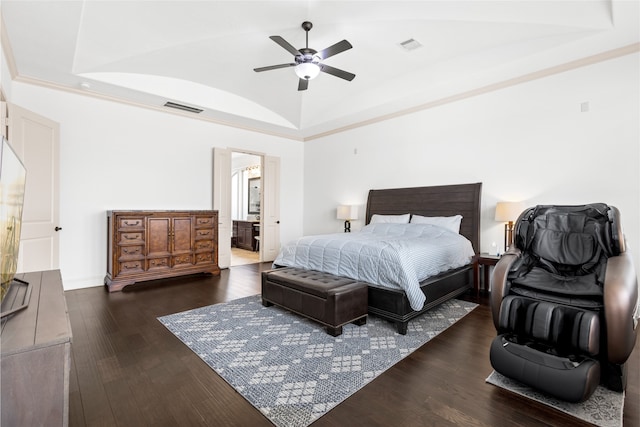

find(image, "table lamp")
[495,201,524,252]
[337,205,358,232]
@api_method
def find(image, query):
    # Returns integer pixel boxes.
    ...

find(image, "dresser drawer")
[147,257,170,270]
[173,254,193,267]
[119,217,144,229]
[195,228,214,240]
[119,260,144,274]
[119,232,144,244]
[195,252,213,264]
[195,240,213,251]
[195,216,215,228]
[119,245,144,259]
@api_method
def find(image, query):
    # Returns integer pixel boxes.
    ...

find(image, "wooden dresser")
[105,210,220,292]
[1,270,71,426]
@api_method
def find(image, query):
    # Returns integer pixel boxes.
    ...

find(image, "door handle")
[55,226,62,231]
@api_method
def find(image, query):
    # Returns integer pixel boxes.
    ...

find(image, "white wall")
[1,44,11,101]
[304,53,640,270]
[3,42,639,287]
[7,82,304,290]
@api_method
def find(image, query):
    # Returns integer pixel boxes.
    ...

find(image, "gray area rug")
[159,294,477,427]
[486,371,624,427]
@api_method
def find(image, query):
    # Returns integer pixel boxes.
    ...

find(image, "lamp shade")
[495,201,525,223]
[337,205,358,220]
[295,62,321,80]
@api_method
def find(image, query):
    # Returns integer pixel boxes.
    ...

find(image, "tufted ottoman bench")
[261,267,368,336]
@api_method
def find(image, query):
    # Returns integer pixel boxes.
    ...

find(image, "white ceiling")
[1,1,638,140]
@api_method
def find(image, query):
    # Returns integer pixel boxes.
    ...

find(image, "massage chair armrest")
[604,249,639,364]
[490,247,523,330]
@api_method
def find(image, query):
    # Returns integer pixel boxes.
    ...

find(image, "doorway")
[213,148,280,269]
[230,152,261,266]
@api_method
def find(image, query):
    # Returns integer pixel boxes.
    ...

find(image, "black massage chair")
[490,204,638,402]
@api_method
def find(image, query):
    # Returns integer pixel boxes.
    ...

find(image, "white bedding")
[273,223,475,310]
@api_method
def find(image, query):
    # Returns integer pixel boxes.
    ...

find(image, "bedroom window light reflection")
[337,205,358,233]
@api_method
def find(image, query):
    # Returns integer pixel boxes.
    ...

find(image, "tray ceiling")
[2,1,638,140]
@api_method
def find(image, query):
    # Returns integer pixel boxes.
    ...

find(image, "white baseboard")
[62,275,104,291]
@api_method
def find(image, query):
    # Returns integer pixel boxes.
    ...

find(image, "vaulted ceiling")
[1,1,638,140]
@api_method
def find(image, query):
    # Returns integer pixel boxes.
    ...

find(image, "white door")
[7,103,60,273]
[213,147,232,268]
[261,155,280,262]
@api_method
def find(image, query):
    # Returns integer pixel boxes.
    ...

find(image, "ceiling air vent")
[399,38,422,51]
[163,101,203,114]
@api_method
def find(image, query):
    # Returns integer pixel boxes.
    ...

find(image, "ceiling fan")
[254,21,355,91]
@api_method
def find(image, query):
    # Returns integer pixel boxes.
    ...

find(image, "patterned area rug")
[159,294,477,427]
[486,371,624,427]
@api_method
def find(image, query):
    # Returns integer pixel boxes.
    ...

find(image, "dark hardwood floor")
[66,263,639,426]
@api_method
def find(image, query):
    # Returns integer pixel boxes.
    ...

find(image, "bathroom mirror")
[248,177,261,214]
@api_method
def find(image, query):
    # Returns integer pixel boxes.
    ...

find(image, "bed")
[275,182,482,334]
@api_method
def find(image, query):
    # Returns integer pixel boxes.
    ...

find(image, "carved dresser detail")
[105,210,220,292]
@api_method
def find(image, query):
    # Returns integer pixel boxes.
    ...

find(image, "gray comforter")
[273,223,475,310]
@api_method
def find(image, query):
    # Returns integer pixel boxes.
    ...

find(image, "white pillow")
[410,214,463,233]
[370,213,410,224]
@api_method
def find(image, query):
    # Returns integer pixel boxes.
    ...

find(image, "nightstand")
[473,253,501,295]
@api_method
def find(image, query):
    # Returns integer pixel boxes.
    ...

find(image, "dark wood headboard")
[365,183,482,253]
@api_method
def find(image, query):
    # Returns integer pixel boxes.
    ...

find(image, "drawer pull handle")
[124,235,138,240]
[124,263,140,269]
[124,221,140,226]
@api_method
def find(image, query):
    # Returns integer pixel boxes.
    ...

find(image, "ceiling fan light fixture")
[295,62,321,80]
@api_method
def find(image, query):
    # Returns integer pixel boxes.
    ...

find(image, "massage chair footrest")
[490,335,600,402]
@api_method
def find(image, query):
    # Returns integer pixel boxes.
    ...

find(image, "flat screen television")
[0,134,30,318]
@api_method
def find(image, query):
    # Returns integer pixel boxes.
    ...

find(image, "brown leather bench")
[261,268,368,336]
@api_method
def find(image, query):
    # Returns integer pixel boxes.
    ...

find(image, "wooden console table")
[1,270,71,426]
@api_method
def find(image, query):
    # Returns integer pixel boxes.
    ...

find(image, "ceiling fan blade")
[319,64,356,81]
[269,36,300,57]
[298,78,309,91]
[254,63,296,72]
[318,40,352,60]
